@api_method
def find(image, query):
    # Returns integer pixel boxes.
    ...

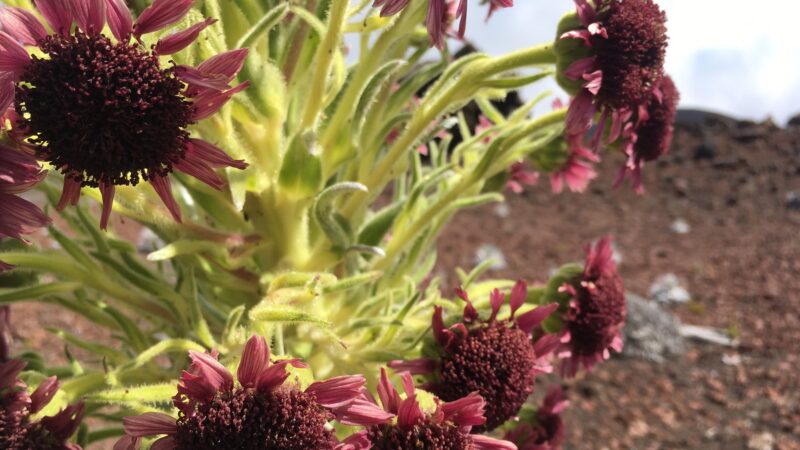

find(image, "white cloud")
[465,0,800,123]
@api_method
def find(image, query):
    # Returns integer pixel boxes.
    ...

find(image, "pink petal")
[426,0,446,49]
[105,0,133,42]
[99,181,115,230]
[342,431,372,450]
[396,373,424,429]
[378,0,411,17]
[386,358,436,375]
[0,193,50,241]
[456,0,467,38]
[29,376,59,413]
[173,65,231,92]
[489,288,504,321]
[335,397,395,426]
[34,0,74,35]
[0,7,47,46]
[564,56,596,81]
[123,412,177,437]
[56,177,82,211]
[188,139,248,170]
[0,74,15,114]
[71,0,106,35]
[41,402,85,440]
[154,18,216,55]
[255,360,293,393]
[149,174,182,222]
[574,0,596,26]
[134,0,193,37]
[441,391,486,427]
[113,435,140,450]
[151,436,177,450]
[509,279,527,316]
[377,367,400,414]
[564,90,595,137]
[516,303,558,334]
[471,434,518,450]
[431,305,448,347]
[237,335,270,388]
[305,375,365,410]
[196,48,249,81]
[0,31,30,77]
[0,359,26,389]
[191,81,249,121]
[560,29,592,46]
[173,155,224,189]
[187,350,234,391]
[582,69,603,95]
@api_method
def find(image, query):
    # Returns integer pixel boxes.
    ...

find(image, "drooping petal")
[105,0,133,42]
[149,173,182,222]
[56,177,82,211]
[0,358,26,389]
[123,412,177,437]
[425,0,446,49]
[187,350,234,392]
[154,17,215,55]
[386,358,436,375]
[71,0,106,35]
[0,7,48,46]
[173,155,224,190]
[151,436,178,450]
[305,375,365,410]
[0,30,31,77]
[471,434,518,450]
[112,435,140,450]
[191,81,249,121]
[564,56,596,81]
[0,143,46,193]
[134,0,193,37]
[188,139,248,170]
[0,74,15,113]
[237,335,270,388]
[29,376,59,413]
[440,391,486,427]
[98,181,115,230]
[34,0,74,35]
[0,193,50,241]
[173,65,231,92]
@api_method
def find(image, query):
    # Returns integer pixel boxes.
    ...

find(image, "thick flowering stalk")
[0,359,84,450]
[0,143,49,271]
[392,282,560,431]
[0,0,248,228]
[504,387,569,450]
[117,335,388,450]
[342,368,517,449]
[556,237,626,377]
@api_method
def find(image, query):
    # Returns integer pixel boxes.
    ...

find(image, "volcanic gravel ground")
[435,116,800,449]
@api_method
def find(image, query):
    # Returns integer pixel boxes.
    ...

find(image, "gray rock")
[649,273,691,304]
[622,293,686,363]
[473,244,507,270]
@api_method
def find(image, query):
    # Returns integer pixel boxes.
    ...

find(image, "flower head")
[558,236,626,377]
[392,282,559,431]
[0,0,249,228]
[504,387,568,450]
[615,75,679,192]
[555,0,668,153]
[0,143,49,271]
[0,359,84,450]
[117,336,386,450]
[343,368,517,450]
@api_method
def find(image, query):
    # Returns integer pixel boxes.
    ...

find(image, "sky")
[464,0,800,124]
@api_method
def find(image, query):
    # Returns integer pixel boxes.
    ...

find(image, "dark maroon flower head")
[0,359,84,450]
[0,0,249,228]
[118,336,388,450]
[342,369,516,450]
[557,0,668,163]
[504,387,568,450]
[559,236,626,377]
[391,282,559,432]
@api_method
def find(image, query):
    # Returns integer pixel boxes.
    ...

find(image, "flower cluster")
[558,236,626,377]
[554,0,678,192]
[0,359,84,450]
[503,387,569,450]
[392,281,560,431]
[0,143,49,271]
[0,0,248,228]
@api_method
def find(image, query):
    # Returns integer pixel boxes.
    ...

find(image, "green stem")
[301,0,349,128]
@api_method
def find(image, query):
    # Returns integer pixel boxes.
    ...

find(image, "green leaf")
[278,132,322,198]
[249,306,331,327]
[313,182,368,249]
[89,383,178,406]
[357,201,403,247]
[235,2,290,49]
[0,282,82,304]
